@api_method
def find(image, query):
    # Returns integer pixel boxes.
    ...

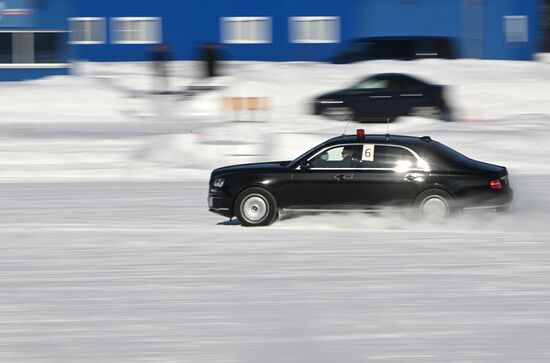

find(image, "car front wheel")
[235,187,278,227]
[409,105,442,120]
[322,106,355,121]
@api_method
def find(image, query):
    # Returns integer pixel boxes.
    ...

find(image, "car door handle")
[404,173,424,182]
[335,174,354,181]
[400,93,423,97]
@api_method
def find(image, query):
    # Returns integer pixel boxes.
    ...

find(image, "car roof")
[323,134,433,147]
[357,73,433,86]
[363,73,419,80]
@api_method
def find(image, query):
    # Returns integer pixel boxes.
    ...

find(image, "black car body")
[332,36,457,64]
[208,132,513,226]
[313,73,451,122]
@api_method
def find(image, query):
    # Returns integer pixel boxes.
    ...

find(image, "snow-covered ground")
[1,60,550,361]
[1,180,550,362]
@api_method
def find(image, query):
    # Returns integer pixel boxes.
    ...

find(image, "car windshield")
[290,142,326,166]
[337,41,366,55]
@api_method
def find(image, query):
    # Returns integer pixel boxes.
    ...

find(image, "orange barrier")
[222,97,270,111]
[221,97,271,121]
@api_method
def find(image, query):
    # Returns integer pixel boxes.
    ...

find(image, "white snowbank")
[1,59,550,181]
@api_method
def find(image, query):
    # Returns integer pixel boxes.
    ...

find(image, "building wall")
[0,0,71,30]
[70,0,542,63]
[0,0,71,81]
[0,0,545,82]
[71,0,356,62]
[358,0,462,37]
[483,0,541,60]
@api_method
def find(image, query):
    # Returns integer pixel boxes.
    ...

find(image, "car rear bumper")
[461,188,513,211]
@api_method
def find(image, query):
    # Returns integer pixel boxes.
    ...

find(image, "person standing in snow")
[201,43,221,78]
[149,43,171,93]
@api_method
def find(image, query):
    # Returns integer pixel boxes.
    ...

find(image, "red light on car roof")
[356,129,365,137]
[490,179,502,190]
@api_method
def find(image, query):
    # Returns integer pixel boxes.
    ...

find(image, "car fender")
[415,184,456,201]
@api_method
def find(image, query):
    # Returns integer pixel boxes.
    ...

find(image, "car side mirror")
[299,160,311,171]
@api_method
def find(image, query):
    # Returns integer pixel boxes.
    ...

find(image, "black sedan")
[331,36,457,64]
[208,130,512,226]
[313,73,451,122]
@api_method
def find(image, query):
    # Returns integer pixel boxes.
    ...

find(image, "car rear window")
[401,77,426,91]
[432,141,469,162]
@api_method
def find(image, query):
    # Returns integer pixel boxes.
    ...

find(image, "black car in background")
[208,131,512,226]
[332,36,457,64]
[313,73,451,122]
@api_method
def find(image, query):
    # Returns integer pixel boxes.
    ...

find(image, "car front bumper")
[208,187,233,218]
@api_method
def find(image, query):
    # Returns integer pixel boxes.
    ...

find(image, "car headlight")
[213,178,225,188]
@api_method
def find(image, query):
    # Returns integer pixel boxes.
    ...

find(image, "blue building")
[0,0,73,81]
[0,0,545,81]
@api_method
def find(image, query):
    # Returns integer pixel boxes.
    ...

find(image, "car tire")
[235,187,278,227]
[409,105,442,120]
[415,189,454,220]
[322,106,355,121]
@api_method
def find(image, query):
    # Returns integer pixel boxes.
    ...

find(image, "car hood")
[317,88,368,100]
[212,161,290,176]
[317,90,349,100]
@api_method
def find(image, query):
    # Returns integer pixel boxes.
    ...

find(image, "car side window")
[309,145,363,168]
[356,145,418,170]
[352,78,389,90]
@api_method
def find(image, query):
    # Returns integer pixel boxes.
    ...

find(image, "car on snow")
[208,130,513,226]
[331,36,457,64]
[312,73,451,122]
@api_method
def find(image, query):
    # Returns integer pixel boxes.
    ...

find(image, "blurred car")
[331,36,457,64]
[313,73,451,122]
[208,130,513,226]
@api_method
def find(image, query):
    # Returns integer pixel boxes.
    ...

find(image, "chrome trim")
[400,93,423,97]
[282,208,409,213]
[296,143,429,171]
[463,203,511,211]
[210,207,230,211]
[310,167,426,171]
[369,95,391,98]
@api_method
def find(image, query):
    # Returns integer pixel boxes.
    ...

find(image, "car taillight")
[490,179,502,190]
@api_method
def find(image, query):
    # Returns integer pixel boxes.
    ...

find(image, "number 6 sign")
[362,144,375,161]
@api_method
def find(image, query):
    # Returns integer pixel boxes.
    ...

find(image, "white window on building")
[504,15,528,43]
[111,17,161,44]
[69,18,105,44]
[290,16,339,43]
[221,17,271,44]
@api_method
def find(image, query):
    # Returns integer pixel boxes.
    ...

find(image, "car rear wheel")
[409,105,442,120]
[235,187,278,227]
[415,189,454,220]
[322,106,355,121]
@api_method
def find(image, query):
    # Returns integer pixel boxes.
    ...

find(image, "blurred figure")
[201,42,221,78]
[340,146,357,166]
[149,43,171,93]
